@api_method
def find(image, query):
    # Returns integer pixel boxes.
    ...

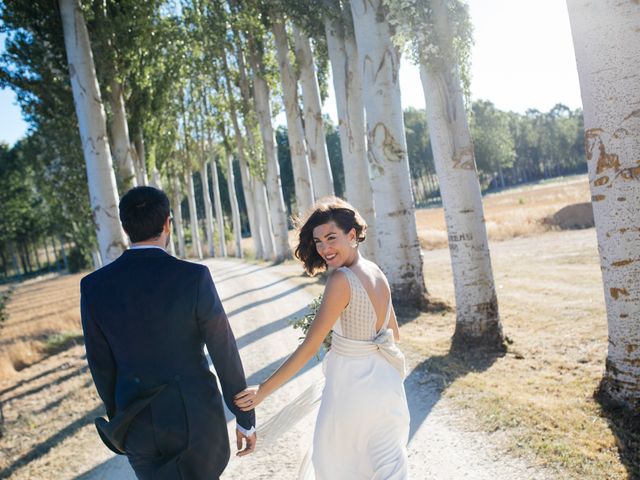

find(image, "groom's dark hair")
[119,186,170,243]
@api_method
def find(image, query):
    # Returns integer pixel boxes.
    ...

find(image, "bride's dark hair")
[294,196,367,276]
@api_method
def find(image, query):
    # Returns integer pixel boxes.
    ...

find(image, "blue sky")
[0,0,581,147]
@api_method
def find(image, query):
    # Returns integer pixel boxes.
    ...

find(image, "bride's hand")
[234,385,264,411]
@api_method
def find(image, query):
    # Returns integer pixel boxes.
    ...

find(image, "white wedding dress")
[311,266,410,479]
[257,266,410,479]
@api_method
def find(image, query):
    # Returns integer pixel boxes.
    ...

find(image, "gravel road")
[78,258,551,480]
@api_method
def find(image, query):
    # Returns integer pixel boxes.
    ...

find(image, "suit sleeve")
[195,267,255,431]
[80,279,117,419]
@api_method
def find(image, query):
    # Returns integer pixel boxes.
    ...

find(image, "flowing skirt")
[311,350,410,479]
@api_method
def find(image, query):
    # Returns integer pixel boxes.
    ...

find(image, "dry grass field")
[0,274,84,380]
[416,175,592,249]
[1,174,636,479]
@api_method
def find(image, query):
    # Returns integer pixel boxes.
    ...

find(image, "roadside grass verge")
[399,228,628,479]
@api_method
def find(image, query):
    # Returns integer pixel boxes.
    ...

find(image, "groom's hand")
[236,428,257,457]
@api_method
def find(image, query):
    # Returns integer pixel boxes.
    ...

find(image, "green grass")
[41,332,84,356]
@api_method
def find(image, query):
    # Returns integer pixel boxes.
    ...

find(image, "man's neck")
[131,240,166,249]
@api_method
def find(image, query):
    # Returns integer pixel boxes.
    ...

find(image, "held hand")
[234,385,263,411]
[235,428,257,457]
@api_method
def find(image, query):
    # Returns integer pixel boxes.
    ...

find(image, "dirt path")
[72,257,552,480]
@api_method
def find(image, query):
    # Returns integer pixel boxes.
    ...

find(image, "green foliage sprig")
[289,294,332,353]
[0,287,15,326]
[383,0,474,99]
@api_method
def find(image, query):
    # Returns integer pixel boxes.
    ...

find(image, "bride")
[234,197,410,479]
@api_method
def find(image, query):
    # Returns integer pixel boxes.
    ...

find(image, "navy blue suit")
[80,248,254,479]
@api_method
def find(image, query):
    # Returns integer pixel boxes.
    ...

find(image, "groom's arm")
[80,279,117,419]
[195,266,256,432]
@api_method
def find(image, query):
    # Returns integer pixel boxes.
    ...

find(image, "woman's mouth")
[325,253,337,261]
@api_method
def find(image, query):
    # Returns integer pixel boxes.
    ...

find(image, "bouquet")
[289,294,332,354]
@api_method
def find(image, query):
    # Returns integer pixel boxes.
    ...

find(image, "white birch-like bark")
[186,171,203,259]
[568,0,640,408]
[133,132,149,186]
[171,176,186,258]
[420,0,502,348]
[209,157,227,257]
[292,24,335,199]
[235,48,276,261]
[107,79,137,192]
[152,166,174,256]
[350,0,426,303]
[272,19,315,215]
[150,166,162,189]
[222,51,266,259]
[324,11,377,262]
[254,181,276,260]
[200,161,216,257]
[59,0,127,264]
[247,42,292,260]
[225,151,243,258]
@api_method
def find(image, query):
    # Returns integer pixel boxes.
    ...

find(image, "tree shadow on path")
[225,284,308,318]
[405,346,505,441]
[0,404,104,479]
[234,306,308,350]
[594,389,640,480]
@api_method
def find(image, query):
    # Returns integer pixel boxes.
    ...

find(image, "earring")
[350,239,358,248]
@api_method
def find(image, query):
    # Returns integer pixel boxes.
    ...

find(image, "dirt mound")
[549,202,594,230]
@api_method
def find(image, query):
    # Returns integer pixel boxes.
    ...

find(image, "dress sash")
[330,329,407,378]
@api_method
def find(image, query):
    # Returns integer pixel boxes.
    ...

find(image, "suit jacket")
[80,248,254,479]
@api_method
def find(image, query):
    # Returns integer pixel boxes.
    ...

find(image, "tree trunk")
[0,248,7,279]
[33,242,42,271]
[221,50,264,259]
[272,19,315,215]
[568,0,640,410]
[19,244,30,274]
[225,151,243,258]
[107,78,137,192]
[43,238,52,271]
[242,115,276,262]
[292,24,335,199]
[200,161,216,257]
[196,96,215,258]
[418,1,503,349]
[324,11,377,262]
[133,132,149,186]
[186,171,203,259]
[171,176,186,258]
[58,236,68,271]
[247,41,292,261]
[22,242,33,273]
[59,0,127,264]
[350,0,426,305]
[209,158,227,257]
[49,237,60,273]
[234,45,276,261]
[11,243,21,277]
[150,166,162,189]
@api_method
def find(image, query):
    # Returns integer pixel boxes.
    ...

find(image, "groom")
[80,186,255,479]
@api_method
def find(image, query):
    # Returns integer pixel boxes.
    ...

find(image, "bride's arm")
[234,270,349,411]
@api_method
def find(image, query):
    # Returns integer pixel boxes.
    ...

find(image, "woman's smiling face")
[312,221,356,268]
